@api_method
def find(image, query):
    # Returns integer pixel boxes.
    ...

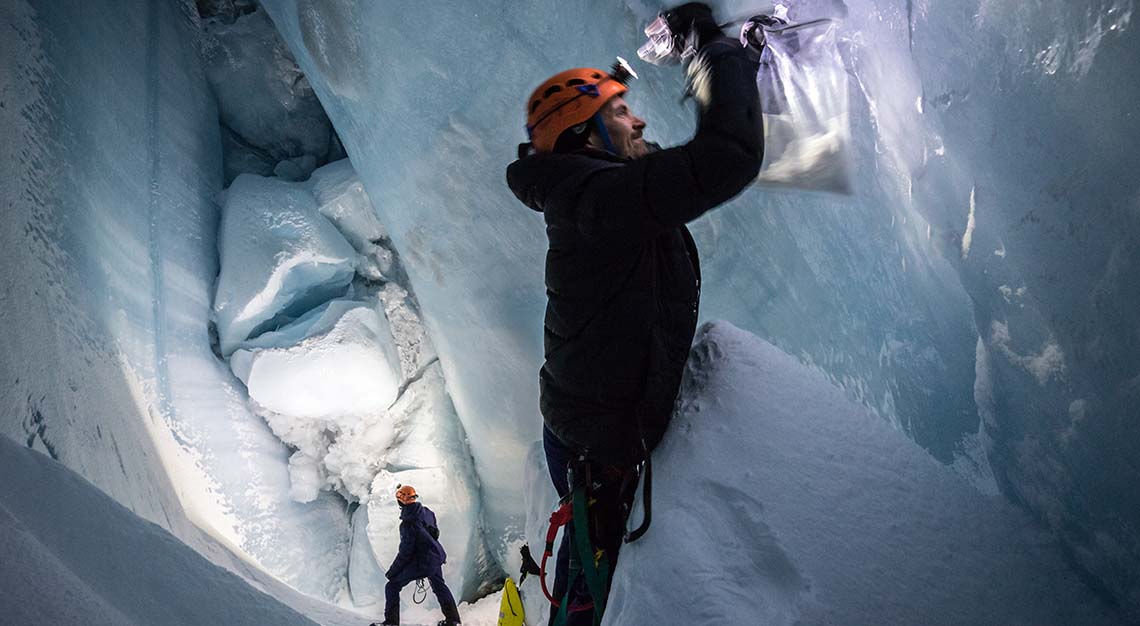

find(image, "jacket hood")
[506,148,624,214]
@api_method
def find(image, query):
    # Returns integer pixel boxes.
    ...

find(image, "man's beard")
[625,138,650,159]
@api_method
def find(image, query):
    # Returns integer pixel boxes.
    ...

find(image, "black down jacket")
[506,37,762,465]
[386,502,447,580]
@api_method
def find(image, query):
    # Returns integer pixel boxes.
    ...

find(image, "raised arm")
[577,19,763,242]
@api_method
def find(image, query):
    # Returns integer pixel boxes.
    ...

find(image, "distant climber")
[372,485,461,626]
[506,2,762,624]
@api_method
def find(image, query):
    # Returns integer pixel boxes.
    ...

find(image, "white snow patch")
[1062,399,1089,445]
[961,185,977,259]
[990,321,1066,385]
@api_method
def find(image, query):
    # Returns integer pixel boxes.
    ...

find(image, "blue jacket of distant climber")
[385,501,447,580]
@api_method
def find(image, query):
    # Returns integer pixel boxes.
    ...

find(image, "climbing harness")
[538,460,632,626]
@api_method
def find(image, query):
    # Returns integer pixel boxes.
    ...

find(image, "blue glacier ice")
[0,0,355,605]
[213,173,359,356]
[1,0,1138,622]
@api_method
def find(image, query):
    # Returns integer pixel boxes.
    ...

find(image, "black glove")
[662,3,723,51]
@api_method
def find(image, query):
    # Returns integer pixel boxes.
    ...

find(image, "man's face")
[593,96,648,159]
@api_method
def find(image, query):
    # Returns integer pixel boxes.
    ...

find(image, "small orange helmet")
[395,485,418,505]
[525,68,627,153]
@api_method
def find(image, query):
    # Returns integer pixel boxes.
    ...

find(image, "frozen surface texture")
[232,300,401,422]
[0,0,219,537]
[838,0,1140,611]
[0,0,358,606]
[605,321,1125,626]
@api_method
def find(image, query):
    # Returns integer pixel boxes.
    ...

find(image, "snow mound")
[604,320,1122,626]
[0,434,321,626]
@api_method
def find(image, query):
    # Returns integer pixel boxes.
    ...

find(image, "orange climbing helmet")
[525,59,638,153]
[395,485,418,505]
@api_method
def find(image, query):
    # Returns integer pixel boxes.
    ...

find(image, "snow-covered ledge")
[603,321,1115,626]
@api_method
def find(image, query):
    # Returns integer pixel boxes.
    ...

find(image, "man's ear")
[585,126,606,150]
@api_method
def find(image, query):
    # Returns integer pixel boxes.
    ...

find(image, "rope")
[412,578,427,605]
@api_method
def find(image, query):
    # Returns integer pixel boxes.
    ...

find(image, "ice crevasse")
[1,0,1139,623]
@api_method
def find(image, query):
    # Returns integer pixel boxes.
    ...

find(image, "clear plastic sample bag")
[750,16,853,193]
[639,12,853,194]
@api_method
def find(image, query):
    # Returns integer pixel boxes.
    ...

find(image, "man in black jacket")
[506,3,762,624]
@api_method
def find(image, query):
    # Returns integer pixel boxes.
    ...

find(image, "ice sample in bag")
[751,16,853,194]
[637,11,853,194]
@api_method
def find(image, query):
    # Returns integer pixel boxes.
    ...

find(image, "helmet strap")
[591,112,619,156]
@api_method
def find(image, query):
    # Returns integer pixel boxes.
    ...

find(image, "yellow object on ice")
[497,577,525,626]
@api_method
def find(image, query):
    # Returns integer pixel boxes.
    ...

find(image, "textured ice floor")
[0,432,504,626]
[0,433,359,626]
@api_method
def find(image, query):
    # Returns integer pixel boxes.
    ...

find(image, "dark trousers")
[383,567,459,625]
[543,426,632,626]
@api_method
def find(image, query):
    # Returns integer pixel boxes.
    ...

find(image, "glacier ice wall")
[0,0,219,533]
[197,3,346,184]
[259,0,1140,611]
[0,0,356,604]
[842,0,1140,611]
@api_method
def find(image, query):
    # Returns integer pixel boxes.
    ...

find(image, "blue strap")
[592,112,619,155]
